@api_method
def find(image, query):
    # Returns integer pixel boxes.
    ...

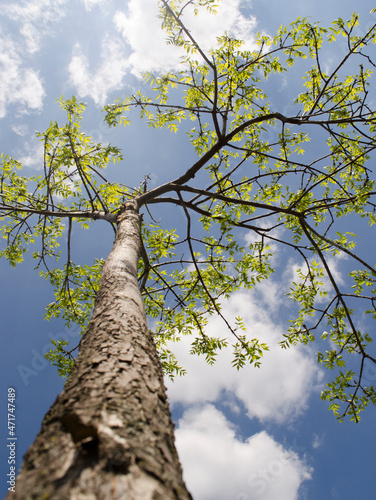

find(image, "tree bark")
[8,203,192,500]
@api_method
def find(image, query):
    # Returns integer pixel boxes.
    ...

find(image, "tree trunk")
[8,203,192,500]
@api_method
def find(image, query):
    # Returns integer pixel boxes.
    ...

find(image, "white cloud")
[68,36,129,105]
[312,433,324,450]
[254,278,286,314]
[18,137,44,170]
[113,0,257,76]
[11,123,29,137]
[2,0,68,53]
[16,69,45,111]
[175,404,312,500]
[81,0,109,12]
[113,4,182,76]
[0,32,45,118]
[166,290,323,424]
[0,0,69,117]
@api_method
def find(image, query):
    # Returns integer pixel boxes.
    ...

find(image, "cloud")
[2,0,68,53]
[113,0,257,76]
[11,123,30,137]
[166,290,323,424]
[0,0,68,117]
[175,404,312,500]
[113,3,182,77]
[68,36,130,105]
[17,137,44,170]
[0,32,45,118]
[312,434,324,450]
[81,0,110,12]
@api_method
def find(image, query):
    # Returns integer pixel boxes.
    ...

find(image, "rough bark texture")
[9,204,192,500]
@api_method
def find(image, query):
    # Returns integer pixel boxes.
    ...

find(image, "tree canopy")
[1,0,376,423]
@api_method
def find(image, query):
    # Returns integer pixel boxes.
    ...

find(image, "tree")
[2,1,376,497]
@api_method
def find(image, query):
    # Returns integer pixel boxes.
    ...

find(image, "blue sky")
[1,1,376,499]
